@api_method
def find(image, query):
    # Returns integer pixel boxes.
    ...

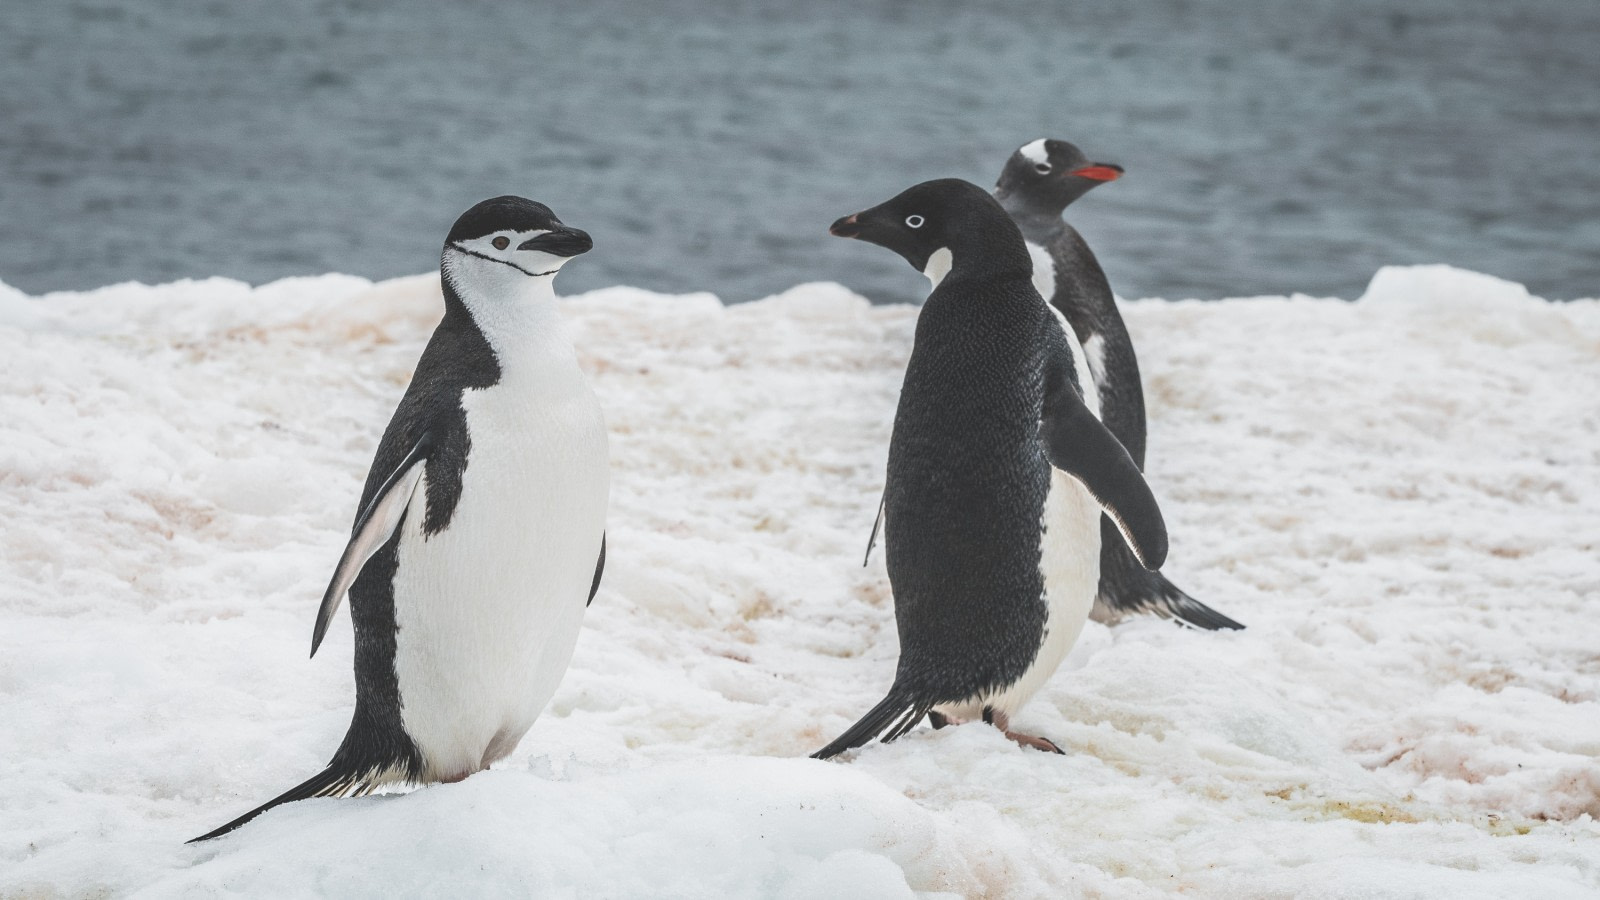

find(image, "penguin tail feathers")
[1095,528,1244,631]
[812,688,932,760]
[1161,587,1246,631]
[187,765,369,843]
[1094,567,1245,631]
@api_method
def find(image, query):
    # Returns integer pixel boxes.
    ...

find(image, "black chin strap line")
[449,243,557,278]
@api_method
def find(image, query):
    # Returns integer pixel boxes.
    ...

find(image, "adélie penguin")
[995,138,1242,631]
[814,179,1168,758]
[191,196,608,841]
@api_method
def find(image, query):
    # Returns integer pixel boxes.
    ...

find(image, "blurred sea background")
[2,0,1596,304]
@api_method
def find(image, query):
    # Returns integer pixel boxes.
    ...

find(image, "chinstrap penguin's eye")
[1034,163,1051,174]
[905,215,925,229]
[492,236,510,250]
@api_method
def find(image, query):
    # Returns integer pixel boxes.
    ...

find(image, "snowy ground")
[2,266,1597,897]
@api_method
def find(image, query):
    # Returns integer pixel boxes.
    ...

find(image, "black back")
[833,179,1090,703]
[888,271,1063,703]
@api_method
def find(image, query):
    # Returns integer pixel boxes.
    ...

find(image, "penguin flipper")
[1039,362,1168,571]
[812,688,931,760]
[311,432,432,658]
[863,494,886,567]
[187,764,363,843]
[587,533,606,606]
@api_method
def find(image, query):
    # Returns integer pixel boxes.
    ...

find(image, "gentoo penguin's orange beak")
[829,213,863,238]
[1069,164,1124,182]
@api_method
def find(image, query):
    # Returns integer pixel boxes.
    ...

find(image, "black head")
[829,178,1030,281]
[443,195,592,279]
[994,139,1123,218]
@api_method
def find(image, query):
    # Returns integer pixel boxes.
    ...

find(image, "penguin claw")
[985,709,1066,754]
[1005,731,1065,754]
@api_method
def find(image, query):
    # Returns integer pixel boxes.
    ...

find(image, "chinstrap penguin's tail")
[1094,533,1244,631]
[187,765,384,843]
[812,686,933,760]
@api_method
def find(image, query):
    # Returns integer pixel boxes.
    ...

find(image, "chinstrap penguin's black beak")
[519,227,593,257]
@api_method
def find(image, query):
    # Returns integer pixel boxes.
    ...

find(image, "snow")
[2,265,1598,897]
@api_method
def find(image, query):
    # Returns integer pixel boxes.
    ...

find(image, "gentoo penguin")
[814,179,1168,758]
[994,138,1241,631]
[191,196,608,841]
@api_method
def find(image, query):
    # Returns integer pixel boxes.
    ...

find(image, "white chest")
[1026,240,1055,304]
[1027,240,1101,420]
[390,281,609,780]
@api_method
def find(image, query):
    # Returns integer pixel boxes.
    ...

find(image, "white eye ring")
[1034,163,1051,174]
[905,214,924,229]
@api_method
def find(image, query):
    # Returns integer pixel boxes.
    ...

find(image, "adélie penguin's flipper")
[812,687,932,760]
[310,432,432,658]
[1038,360,1168,571]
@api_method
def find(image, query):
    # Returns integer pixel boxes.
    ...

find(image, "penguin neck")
[997,195,1069,244]
[441,262,575,374]
[922,247,954,289]
[923,226,1036,293]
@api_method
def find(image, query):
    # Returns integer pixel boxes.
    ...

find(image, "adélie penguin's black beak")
[519,226,593,257]
[829,213,863,239]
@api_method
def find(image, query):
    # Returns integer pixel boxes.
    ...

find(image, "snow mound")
[2,268,1597,897]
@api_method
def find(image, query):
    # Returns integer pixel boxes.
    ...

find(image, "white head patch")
[448,229,574,279]
[1019,139,1050,166]
[442,228,579,313]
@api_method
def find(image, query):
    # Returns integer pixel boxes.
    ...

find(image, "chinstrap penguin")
[815,179,1168,758]
[994,138,1241,631]
[191,196,609,841]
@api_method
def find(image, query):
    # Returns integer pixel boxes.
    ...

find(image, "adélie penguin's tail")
[812,687,932,760]
[187,765,373,843]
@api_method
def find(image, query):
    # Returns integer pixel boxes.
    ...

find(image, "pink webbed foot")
[985,708,1065,755]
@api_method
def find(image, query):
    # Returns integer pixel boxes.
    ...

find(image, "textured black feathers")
[999,149,1244,631]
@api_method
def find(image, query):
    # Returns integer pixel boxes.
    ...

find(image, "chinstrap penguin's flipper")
[862,496,885,567]
[811,687,932,760]
[310,432,433,657]
[187,764,375,843]
[1094,534,1244,630]
[1039,361,1167,571]
[588,534,606,606]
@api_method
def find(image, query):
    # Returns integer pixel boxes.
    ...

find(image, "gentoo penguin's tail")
[812,687,932,760]
[1095,530,1244,631]
[187,765,369,843]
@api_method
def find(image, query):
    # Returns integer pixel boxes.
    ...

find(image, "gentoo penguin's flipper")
[1040,366,1168,571]
[811,688,931,760]
[310,432,432,658]
[188,764,361,843]
[863,495,885,567]
[587,534,606,606]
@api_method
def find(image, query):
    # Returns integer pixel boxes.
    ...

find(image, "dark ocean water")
[2,0,1597,304]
